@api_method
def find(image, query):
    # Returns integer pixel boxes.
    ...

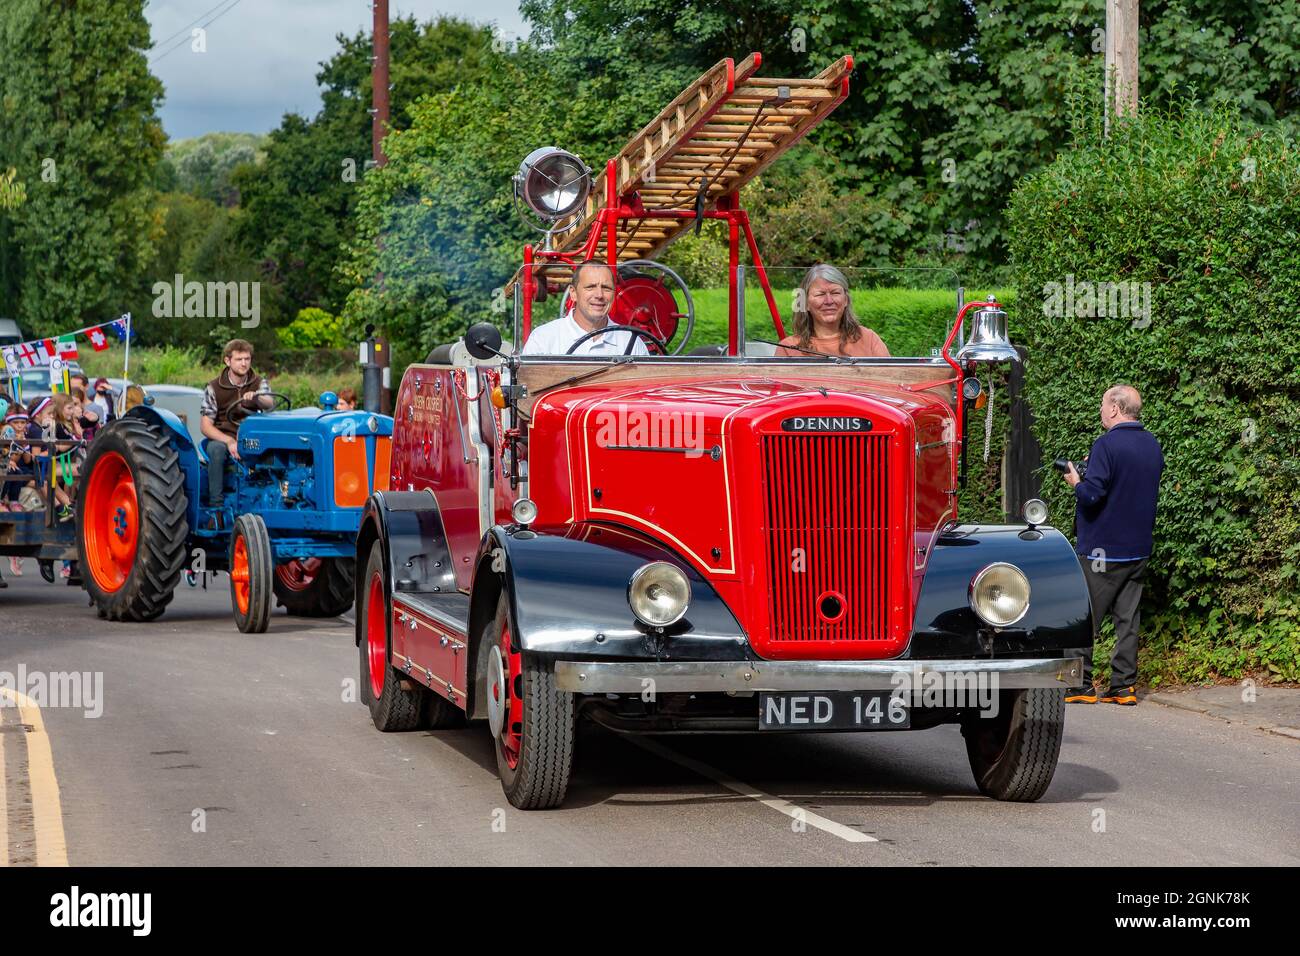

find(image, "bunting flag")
[2,347,21,404]
[110,316,131,342]
[15,341,42,368]
[49,354,70,393]
[56,334,78,360]
[40,338,56,361]
[87,326,111,351]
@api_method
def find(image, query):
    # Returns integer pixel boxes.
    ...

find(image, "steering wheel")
[564,324,667,355]
[263,392,292,413]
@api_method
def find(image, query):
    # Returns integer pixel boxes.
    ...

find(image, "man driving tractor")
[200,338,274,527]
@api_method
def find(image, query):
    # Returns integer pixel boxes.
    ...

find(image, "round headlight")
[969,562,1031,627]
[1022,498,1049,526]
[628,562,691,627]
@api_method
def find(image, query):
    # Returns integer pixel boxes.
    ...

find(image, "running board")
[390,594,471,708]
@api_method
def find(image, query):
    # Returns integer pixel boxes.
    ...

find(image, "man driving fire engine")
[522,260,650,356]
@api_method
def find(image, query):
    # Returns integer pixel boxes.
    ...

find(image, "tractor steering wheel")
[263,392,293,413]
[563,324,667,356]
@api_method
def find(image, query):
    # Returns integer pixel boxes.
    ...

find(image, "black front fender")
[908,524,1093,658]
[473,523,750,661]
[354,490,456,646]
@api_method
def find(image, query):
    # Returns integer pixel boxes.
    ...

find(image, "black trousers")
[1077,555,1148,689]
[207,439,228,506]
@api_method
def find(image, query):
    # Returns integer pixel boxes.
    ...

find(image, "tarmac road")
[1,566,1297,866]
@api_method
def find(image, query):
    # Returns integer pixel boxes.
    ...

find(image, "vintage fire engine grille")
[762,433,892,644]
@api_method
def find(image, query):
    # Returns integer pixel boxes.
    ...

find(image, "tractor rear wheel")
[77,417,188,622]
[273,557,354,617]
[230,513,273,633]
[961,688,1065,802]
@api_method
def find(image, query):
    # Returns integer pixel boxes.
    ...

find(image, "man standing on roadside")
[199,339,273,528]
[1062,384,1165,705]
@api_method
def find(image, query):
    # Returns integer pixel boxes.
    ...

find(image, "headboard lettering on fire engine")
[780,416,873,433]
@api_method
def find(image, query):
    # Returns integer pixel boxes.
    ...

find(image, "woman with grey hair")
[777,264,890,357]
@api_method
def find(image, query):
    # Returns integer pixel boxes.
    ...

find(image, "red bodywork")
[390,364,963,661]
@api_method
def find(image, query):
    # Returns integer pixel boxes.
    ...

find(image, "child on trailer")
[26,397,74,523]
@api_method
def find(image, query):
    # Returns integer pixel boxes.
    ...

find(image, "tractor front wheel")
[274,557,354,617]
[77,418,188,621]
[230,513,273,633]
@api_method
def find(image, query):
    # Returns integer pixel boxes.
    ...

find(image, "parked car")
[2,362,88,403]
[0,318,22,347]
[140,384,204,448]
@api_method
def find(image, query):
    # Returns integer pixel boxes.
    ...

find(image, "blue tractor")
[76,391,394,632]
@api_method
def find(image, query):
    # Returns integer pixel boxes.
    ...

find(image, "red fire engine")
[355,54,1091,809]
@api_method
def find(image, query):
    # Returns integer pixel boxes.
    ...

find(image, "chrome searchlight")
[969,562,1031,627]
[628,562,691,627]
[514,147,591,221]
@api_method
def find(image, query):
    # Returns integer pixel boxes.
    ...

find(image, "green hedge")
[1007,106,1300,684]
[685,286,1008,359]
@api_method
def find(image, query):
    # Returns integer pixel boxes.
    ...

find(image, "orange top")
[776,328,891,358]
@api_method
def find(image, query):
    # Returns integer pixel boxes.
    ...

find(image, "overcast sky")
[146,0,530,140]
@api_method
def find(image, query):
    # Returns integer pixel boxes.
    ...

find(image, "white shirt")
[522,311,650,357]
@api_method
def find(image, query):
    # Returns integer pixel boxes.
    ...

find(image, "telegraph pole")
[369,0,392,413]
[372,0,390,166]
[1104,0,1139,134]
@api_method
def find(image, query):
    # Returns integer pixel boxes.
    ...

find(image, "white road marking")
[627,736,878,843]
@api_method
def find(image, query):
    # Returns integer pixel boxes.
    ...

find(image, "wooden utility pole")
[1104,0,1139,134]
[372,0,390,166]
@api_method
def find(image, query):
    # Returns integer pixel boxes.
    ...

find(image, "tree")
[0,0,164,334]
[235,15,498,318]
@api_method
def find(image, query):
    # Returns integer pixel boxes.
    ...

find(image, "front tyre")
[962,688,1065,802]
[230,513,273,633]
[77,418,188,621]
[358,540,425,731]
[485,594,574,809]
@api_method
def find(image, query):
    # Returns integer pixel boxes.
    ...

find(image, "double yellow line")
[0,687,68,866]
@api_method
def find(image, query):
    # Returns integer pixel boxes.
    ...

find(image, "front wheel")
[358,540,426,731]
[484,593,574,809]
[230,513,273,633]
[961,688,1065,802]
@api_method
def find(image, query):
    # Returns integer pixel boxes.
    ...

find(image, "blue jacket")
[1074,421,1165,561]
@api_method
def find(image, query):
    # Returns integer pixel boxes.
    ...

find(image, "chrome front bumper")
[553,657,1084,694]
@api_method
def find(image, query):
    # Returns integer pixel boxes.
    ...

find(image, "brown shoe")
[1100,685,1138,705]
[1065,686,1098,704]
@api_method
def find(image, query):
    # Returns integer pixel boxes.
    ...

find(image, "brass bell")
[957,296,1020,365]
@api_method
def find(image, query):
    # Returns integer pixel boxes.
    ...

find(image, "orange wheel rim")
[83,451,138,593]
[231,535,251,615]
